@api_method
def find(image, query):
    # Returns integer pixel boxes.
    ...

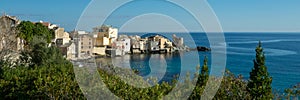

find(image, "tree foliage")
[214,70,251,99]
[0,27,84,99]
[282,83,300,99]
[17,21,35,43]
[17,21,54,44]
[189,56,209,99]
[247,41,273,99]
[0,46,85,99]
[26,36,64,66]
[198,56,209,87]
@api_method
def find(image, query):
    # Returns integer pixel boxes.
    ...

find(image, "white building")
[122,38,131,53]
[139,39,148,51]
[113,41,126,56]
[108,27,118,42]
[78,31,88,35]
[48,24,58,29]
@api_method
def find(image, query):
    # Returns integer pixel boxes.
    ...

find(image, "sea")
[98,32,300,92]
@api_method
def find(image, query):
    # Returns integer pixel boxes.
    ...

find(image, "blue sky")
[1,0,300,32]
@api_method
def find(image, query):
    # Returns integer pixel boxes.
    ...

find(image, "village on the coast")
[0,14,210,62]
[58,25,190,60]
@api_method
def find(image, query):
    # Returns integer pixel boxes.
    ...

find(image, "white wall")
[123,39,131,52]
[108,27,118,42]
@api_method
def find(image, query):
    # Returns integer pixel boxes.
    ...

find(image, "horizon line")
[117,31,300,34]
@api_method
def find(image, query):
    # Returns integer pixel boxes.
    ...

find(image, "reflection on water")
[96,53,183,83]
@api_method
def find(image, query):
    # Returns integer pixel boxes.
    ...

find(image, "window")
[56,39,63,46]
[81,46,83,49]
[89,46,91,49]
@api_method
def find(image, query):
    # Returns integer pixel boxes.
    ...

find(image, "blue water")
[117,32,300,91]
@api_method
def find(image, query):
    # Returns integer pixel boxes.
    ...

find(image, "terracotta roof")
[41,22,50,26]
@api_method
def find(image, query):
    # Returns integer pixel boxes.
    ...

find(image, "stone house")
[0,14,24,60]
[79,34,93,57]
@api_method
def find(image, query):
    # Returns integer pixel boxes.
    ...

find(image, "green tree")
[33,23,54,43]
[29,38,48,66]
[17,21,35,43]
[24,36,64,66]
[214,70,250,99]
[247,41,273,99]
[17,21,54,45]
[189,56,209,99]
[198,56,209,87]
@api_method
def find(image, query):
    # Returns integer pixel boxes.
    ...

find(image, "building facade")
[79,34,93,57]
[59,42,76,60]
[0,15,23,53]
[93,25,118,47]
[54,28,71,46]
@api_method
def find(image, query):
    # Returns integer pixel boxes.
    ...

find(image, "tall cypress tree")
[247,41,273,99]
[198,56,209,87]
[189,56,209,100]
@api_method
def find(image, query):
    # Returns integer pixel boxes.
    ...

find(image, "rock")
[197,46,211,51]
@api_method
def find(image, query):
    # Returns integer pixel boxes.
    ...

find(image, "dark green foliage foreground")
[0,60,84,99]
[0,48,299,99]
[0,44,84,99]
[1,53,251,99]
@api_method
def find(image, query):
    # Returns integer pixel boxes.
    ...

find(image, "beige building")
[54,28,71,46]
[93,46,106,55]
[93,25,118,47]
[147,35,173,53]
[93,32,110,55]
[93,25,119,55]
[159,38,173,49]
[95,32,110,46]
[79,34,93,57]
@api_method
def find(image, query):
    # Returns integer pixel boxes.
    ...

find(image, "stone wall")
[0,15,21,59]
